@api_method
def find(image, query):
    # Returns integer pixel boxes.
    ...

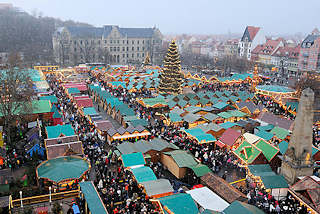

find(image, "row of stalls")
[88,84,151,143]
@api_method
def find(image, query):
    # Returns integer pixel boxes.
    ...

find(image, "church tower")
[281,88,314,184]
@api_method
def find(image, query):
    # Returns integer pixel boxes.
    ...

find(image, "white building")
[238,26,266,60]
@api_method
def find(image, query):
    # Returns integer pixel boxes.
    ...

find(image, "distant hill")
[0,7,92,65]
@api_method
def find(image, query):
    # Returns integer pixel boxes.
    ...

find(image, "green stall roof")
[256,131,274,141]
[39,95,58,104]
[37,156,89,183]
[219,122,237,129]
[256,124,274,131]
[247,164,275,177]
[46,124,75,139]
[169,113,183,122]
[271,126,290,140]
[79,181,108,214]
[212,102,229,110]
[67,87,81,94]
[188,164,212,177]
[131,166,157,183]
[233,141,262,164]
[194,134,216,144]
[223,201,265,214]
[260,175,288,189]
[255,139,279,162]
[158,193,199,214]
[83,107,98,116]
[163,150,197,168]
[122,152,146,168]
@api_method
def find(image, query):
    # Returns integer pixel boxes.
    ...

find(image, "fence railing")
[11,188,80,208]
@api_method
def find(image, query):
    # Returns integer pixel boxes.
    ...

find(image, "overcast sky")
[3,0,319,35]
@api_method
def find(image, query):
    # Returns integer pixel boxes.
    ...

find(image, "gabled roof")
[254,139,279,162]
[219,128,241,146]
[46,124,76,139]
[258,112,294,130]
[256,130,274,141]
[121,152,145,168]
[270,126,290,139]
[233,141,262,164]
[158,193,199,214]
[131,166,157,183]
[163,150,197,168]
[223,201,265,214]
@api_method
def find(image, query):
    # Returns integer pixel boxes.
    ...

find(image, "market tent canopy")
[186,187,229,212]
[218,128,241,147]
[121,152,146,168]
[256,131,274,141]
[131,166,157,183]
[193,134,216,144]
[0,100,51,117]
[243,133,261,144]
[223,201,265,214]
[141,179,174,197]
[79,181,108,214]
[37,156,89,183]
[158,193,199,214]
[46,124,75,139]
[270,126,290,140]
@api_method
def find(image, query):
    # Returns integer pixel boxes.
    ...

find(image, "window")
[110,47,112,51]
[113,47,116,51]
[132,47,134,51]
[127,40,129,44]
[137,47,140,51]
[117,47,120,51]
[80,40,83,45]
[117,40,119,44]
[123,40,125,44]
[142,40,144,44]
[142,53,144,57]
[123,54,125,57]
[104,40,107,44]
[132,40,134,44]
[74,41,77,45]
[111,40,113,44]
[127,54,129,57]
[127,47,129,51]
[137,53,140,57]
[137,40,139,44]
[122,47,125,51]
[98,40,101,45]
[132,53,134,58]
[143,47,145,51]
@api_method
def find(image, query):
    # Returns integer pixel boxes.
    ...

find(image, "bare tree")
[0,53,36,145]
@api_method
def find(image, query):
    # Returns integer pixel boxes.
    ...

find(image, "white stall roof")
[186,187,229,212]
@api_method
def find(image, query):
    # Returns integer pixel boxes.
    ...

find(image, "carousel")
[36,156,90,191]
[255,85,297,105]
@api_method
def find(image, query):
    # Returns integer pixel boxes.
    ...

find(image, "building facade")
[53,25,163,66]
[298,29,320,73]
[238,26,266,60]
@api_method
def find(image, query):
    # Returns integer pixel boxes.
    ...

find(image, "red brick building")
[298,28,320,72]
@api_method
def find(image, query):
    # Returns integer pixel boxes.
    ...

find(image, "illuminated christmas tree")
[158,40,184,95]
[143,52,151,66]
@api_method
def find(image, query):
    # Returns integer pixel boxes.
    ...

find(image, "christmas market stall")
[161,150,211,180]
[255,85,296,106]
[141,179,174,199]
[222,201,265,214]
[186,186,230,212]
[247,164,288,200]
[106,125,150,143]
[200,172,247,204]
[79,181,108,214]
[121,152,146,168]
[288,176,320,214]
[151,193,199,214]
[217,128,242,149]
[36,156,90,190]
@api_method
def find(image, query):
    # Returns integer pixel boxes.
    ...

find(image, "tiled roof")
[201,172,247,204]
[219,128,241,146]
[64,25,157,38]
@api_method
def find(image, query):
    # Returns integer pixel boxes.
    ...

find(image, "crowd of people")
[46,75,159,213]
